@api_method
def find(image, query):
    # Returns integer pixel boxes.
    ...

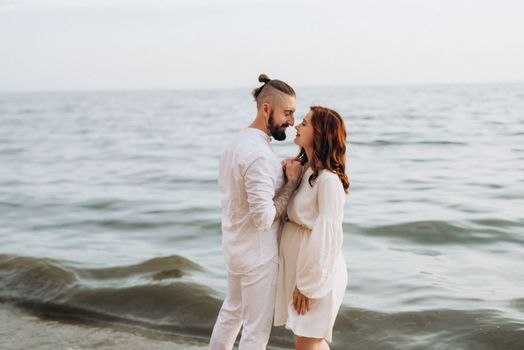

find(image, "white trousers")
[209,258,278,350]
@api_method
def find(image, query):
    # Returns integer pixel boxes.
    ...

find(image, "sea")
[1,83,523,349]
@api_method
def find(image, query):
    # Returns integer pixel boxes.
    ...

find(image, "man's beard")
[268,110,287,141]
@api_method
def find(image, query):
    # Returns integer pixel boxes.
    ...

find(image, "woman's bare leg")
[295,336,325,350]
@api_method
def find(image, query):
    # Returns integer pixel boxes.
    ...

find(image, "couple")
[209,74,349,350]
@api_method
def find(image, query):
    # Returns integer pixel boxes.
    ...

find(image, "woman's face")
[294,111,314,149]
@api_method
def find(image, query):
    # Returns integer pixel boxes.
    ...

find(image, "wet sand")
[0,303,209,350]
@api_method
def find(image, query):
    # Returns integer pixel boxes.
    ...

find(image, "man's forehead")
[281,96,296,111]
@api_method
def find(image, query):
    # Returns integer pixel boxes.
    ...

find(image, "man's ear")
[262,102,270,116]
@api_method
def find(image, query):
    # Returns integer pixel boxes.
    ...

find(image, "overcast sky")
[1,0,523,91]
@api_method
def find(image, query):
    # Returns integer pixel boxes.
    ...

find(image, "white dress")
[274,168,348,342]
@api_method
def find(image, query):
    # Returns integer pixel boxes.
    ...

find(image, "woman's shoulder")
[317,168,338,180]
[315,169,347,201]
[317,169,343,188]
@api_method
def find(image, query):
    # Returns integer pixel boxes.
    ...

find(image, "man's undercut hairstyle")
[252,73,296,108]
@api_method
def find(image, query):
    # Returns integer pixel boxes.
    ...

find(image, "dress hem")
[284,323,331,343]
[273,322,332,343]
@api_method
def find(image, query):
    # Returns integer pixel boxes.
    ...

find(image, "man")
[209,74,303,350]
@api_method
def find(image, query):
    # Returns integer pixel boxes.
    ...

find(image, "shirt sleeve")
[243,155,277,233]
[296,173,345,299]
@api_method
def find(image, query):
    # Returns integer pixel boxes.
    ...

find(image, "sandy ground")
[0,303,210,350]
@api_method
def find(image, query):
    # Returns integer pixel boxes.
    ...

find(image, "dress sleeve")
[296,174,345,299]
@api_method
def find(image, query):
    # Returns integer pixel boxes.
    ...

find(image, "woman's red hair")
[297,106,349,193]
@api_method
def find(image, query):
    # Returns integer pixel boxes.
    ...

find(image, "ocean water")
[0,84,523,349]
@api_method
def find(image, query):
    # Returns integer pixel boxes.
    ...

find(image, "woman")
[274,106,349,350]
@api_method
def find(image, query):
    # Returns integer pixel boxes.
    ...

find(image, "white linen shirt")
[219,127,285,274]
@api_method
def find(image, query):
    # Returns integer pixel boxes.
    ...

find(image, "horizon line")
[1,79,523,95]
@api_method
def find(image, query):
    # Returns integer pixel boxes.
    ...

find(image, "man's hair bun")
[252,73,295,103]
[258,74,271,84]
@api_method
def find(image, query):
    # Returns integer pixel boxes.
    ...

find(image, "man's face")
[267,95,296,141]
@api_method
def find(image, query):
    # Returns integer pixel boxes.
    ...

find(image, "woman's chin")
[293,137,300,146]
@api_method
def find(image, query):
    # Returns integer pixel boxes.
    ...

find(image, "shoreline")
[0,302,210,350]
[0,302,291,350]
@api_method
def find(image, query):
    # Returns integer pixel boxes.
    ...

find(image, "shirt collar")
[245,127,271,143]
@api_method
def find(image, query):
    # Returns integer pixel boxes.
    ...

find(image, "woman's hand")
[293,286,310,315]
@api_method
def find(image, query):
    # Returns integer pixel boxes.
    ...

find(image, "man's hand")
[293,286,310,315]
[283,158,303,184]
[281,156,298,167]
[273,158,303,219]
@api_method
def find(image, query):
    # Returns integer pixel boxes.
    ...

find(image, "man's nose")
[288,115,295,126]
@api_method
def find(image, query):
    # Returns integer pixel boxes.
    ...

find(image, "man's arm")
[273,158,303,218]
[244,157,303,231]
[244,156,278,232]
[273,178,298,219]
